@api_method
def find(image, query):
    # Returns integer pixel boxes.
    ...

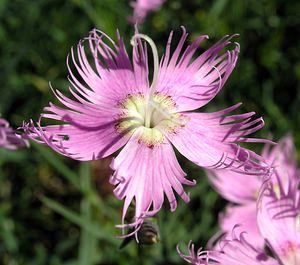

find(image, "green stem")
[78,162,96,265]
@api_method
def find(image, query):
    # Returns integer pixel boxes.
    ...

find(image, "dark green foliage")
[0,0,299,264]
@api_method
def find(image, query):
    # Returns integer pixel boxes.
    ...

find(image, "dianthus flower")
[23,27,269,235]
[130,0,166,23]
[207,135,298,249]
[0,116,28,150]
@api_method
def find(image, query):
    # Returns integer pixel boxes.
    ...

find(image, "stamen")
[131,33,160,128]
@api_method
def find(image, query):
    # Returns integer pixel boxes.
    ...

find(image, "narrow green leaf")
[40,196,116,244]
[32,142,81,190]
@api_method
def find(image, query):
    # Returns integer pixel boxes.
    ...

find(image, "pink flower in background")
[0,116,28,150]
[207,135,298,249]
[179,153,300,265]
[257,171,300,265]
[23,27,270,235]
[130,0,166,23]
[261,134,298,190]
[178,229,279,265]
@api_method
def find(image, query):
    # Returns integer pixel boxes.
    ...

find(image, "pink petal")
[23,104,130,160]
[220,203,265,249]
[0,117,28,150]
[165,105,270,174]
[157,28,240,112]
[67,29,148,108]
[110,128,195,232]
[207,169,262,204]
[210,231,279,265]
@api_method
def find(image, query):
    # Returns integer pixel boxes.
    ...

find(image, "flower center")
[116,93,187,146]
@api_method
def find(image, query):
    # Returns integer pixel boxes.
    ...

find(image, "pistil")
[131,33,160,128]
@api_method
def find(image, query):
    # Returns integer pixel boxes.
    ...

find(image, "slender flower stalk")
[23,27,270,235]
[0,116,28,150]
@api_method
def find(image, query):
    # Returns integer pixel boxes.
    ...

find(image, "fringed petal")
[110,128,195,236]
[178,229,278,265]
[165,105,271,175]
[66,28,149,107]
[177,241,211,265]
[23,114,130,160]
[157,28,240,112]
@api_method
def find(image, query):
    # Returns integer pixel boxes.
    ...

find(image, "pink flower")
[207,135,298,249]
[130,0,166,23]
[178,229,279,265]
[23,27,269,235]
[257,171,300,265]
[0,116,28,150]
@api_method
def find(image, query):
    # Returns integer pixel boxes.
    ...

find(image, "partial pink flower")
[257,171,300,265]
[23,27,270,235]
[207,168,261,205]
[130,0,166,23]
[262,135,298,192]
[0,116,28,150]
[219,203,263,249]
[207,135,298,249]
[178,229,279,265]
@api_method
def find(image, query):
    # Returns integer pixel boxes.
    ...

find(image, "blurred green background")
[0,0,299,264]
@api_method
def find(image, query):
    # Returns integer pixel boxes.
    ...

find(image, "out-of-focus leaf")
[32,142,81,190]
[40,196,116,244]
